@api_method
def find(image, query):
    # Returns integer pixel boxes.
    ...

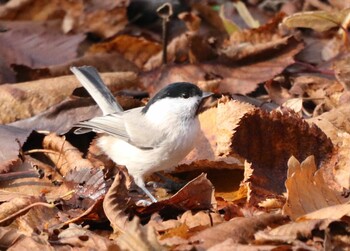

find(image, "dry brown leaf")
[56,223,120,250]
[188,213,288,250]
[42,133,93,175]
[265,79,294,105]
[334,56,350,97]
[308,105,350,189]
[0,21,85,76]
[208,241,280,251]
[283,9,350,32]
[103,171,132,234]
[329,0,350,10]
[142,37,303,95]
[61,0,128,38]
[230,110,334,205]
[13,52,139,82]
[283,156,346,220]
[290,75,343,112]
[0,226,25,250]
[0,125,32,173]
[7,235,52,251]
[179,210,224,229]
[220,13,286,60]
[298,202,350,221]
[137,174,216,220]
[0,0,62,20]
[11,201,59,235]
[255,218,331,243]
[89,35,162,69]
[0,195,47,226]
[0,157,54,197]
[0,71,137,124]
[117,217,165,251]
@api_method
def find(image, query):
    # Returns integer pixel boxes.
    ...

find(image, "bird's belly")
[97,121,199,177]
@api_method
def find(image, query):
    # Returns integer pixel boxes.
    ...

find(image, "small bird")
[71,66,212,203]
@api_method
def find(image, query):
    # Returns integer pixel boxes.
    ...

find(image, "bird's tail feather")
[70,66,123,115]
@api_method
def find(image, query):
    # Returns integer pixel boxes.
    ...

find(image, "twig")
[0,170,41,181]
[157,3,173,65]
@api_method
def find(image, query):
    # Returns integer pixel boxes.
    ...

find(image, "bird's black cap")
[142,82,202,113]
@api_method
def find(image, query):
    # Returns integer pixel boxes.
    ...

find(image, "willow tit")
[70,66,212,203]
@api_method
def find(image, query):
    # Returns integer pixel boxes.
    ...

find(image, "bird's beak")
[196,92,215,115]
[202,91,213,99]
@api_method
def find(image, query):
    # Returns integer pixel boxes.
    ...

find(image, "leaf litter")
[0,1,350,250]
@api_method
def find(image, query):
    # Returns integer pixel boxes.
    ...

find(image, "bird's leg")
[148,172,186,191]
[134,177,158,203]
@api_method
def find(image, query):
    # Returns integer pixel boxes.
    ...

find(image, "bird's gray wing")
[70,66,123,115]
[75,108,159,150]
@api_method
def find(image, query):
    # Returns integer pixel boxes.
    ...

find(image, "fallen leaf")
[0,226,24,250]
[137,174,216,220]
[208,239,282,251]
[283,156,346,220]
[179,210,224,229]
[334,55,350,91]
[142,37,303,95]
[309,107,350,189]
[297,202,350,221]
[0,20,85,76]
[0,0,62,20]
[56,223,120,250]
[255,218,332,243]
[61,0,128,38]
[283,8,350,32]
[103,171,132,234]
[117,217,165,251]
[189,213,287,250]
[230,110,334,205]
[0,71,138,124]
[13,52,139,82]
[0,125,32,173]
[0,195,48,226]
[89,35,162,69]
[220,12,287,61]
[7,234,52,251]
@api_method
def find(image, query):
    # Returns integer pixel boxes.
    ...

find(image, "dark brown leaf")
[230,110,334,205]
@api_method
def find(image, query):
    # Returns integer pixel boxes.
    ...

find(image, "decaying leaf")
[283,156,347,220]
[103,171,132,234]
[61,0,128,38]
[0,20,85,78]
[0,0,62,20]
[0,71,138,124]
[142,37,303,95]
[283,8,350,32]
[89,35,162,69]
[0,195,50,226]
[297,201,350,221]
[308,106,350,189]
[56,223,120,250]
[0,226,24,250]
[230,110,334,205]
[188,213,287,250]
[13,52,139,82]
[117,217,165,251]
[255,218,332,243]
[42,133,94,175]
[0,125,32,173]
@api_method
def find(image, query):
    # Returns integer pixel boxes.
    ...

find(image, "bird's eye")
[181,92,189,99]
